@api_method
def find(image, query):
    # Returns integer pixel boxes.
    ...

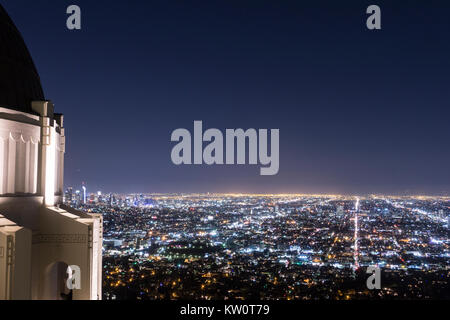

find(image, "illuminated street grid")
[65,191,450,300]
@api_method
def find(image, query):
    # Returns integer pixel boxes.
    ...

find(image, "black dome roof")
[0,4,45,114]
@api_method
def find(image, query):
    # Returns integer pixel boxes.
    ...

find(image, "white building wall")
[0,104,102,301]
[0,117,40,195]
[0,216,32,300]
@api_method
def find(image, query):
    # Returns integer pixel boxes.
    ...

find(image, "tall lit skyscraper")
[0,5,102,300]
[82,185,87,204]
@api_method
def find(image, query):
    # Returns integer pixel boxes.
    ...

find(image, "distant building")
[0,5,102,300]
[65,187,73,204]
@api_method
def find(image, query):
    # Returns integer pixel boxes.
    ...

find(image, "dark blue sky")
[3,0,450,195]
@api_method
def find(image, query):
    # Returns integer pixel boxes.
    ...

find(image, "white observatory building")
[0,5,102,300]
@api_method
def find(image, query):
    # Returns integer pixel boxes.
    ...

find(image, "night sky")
[3,0,450,195]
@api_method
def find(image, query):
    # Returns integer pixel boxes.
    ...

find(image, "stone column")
[32,101,56,206]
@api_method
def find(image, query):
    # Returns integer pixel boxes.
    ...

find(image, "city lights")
[64,191,450,300]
